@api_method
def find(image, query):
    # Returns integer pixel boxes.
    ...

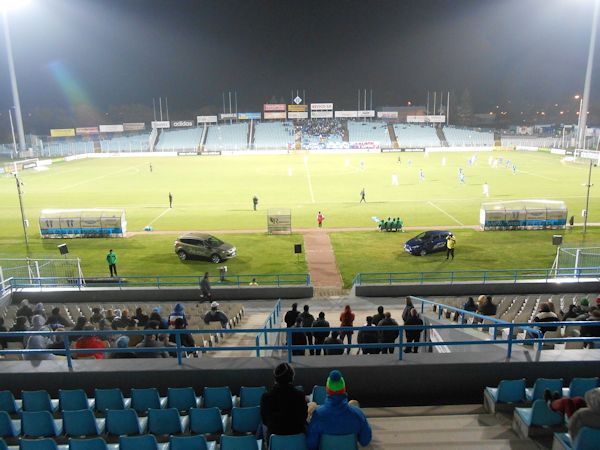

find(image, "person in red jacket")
[74,325,107,359]
[317,211,324,228]
[339,305,355,354]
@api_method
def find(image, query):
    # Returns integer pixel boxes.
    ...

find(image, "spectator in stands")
[149,309,169,329]
[74,325,107,359]
[324,331,344,355]
[533,302,559,335]
[547,301,557,315]
[312,312,330,356]
[16,299,33,321]
[260,363,308,442]
[26,315,51,347]
[47,327,66,355]
[169,317,196,352]
[402,297,414,323]
[33,303,46,319]
[111,336,136,359]
[404,309,424,353]
[307,369,372,450]
[357,316,379,355]
[105,309,115,323]
[8,317,29,342]
[580,309,600,348]
[545,388,600,440]
[575,298,590,318]
[463,297,477,312]
[24,334,54,361]
[0,318,7,349]
[46,307,73,329]
[372,306,385,327]
[478,296,497,316]
[200,272,212,300]
[377,312,400,354]
[299,305,315,355]
[339,305,355,355]
[562,304,579,320]
[284,303,300,328]
[90,307,104,325]
[71,316,88,341]
[291,316,307,356]
[168,303,188,327]
[136,322,168,358]
[203,302,229,328]
[134,307,149,327]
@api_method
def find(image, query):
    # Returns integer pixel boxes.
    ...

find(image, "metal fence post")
[398,329,404,361]
[256,335,260,357]
[175,333,183,366]
[287,330,292,363]
[507,324,513,359]
[64,335,73,370]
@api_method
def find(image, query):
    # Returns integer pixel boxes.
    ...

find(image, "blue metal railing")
[255,299,282,357]
[353,267,600,286]
[6,273,311,291]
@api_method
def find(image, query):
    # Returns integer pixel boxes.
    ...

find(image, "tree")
[456,89,474,126]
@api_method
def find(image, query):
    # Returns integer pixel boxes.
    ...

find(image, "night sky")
[0,0,598,117]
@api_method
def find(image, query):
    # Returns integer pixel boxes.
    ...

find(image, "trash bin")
[219,266,227,282]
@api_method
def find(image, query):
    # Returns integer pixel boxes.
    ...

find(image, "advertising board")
[264,112,287,120]
[407,115,446,123]
[311,111,334,119]
[288,104,308,112]
[50,128,76,138]
[220,113,237,120]
[358,110,376,118]
[99,124,124,133]
[75,127,99,135]
[172,120,195,127]
[288,112,309,119]
[238,112,262,120]
[196,116,218,124]
[151,121,171,129]
[335,111,358,118]
[310,103,334,111]
[123,122,145,131]
[263,104,286,112]
[377,111,399,119]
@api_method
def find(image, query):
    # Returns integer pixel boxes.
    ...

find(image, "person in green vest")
[106,249,118,277]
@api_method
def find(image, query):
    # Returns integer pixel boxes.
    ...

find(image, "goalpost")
[551,246,600,277]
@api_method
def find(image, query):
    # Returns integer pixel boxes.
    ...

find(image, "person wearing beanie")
[260,363,308,442]
[307,370,372,450]
[203,302,229,328]
[111,336,136,359]
[312,312,330,356]
[169,303,188,328]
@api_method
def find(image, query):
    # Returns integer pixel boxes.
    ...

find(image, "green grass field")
[0,150,599,283]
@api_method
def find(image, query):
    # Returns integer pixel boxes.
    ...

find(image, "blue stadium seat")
[59,390,94,412]
[188,407,227,437]
[0,392,22,415]
[168,435,215,450]
[22,391,59,413]
[0,411,20,439]
[105,409,147,436]
[94,389,130,413]
[62,409,105,437]
[552,427,600,450]
[231,406,261,434]
[21,411,63,437]
[0,438,7,450]
[202,387,234,412]
[526,378,564,402]
[239,387,266,408]
[68,438,115,450]
[564,378,599,399]
[147,408,188,436]
[119,435,164,450]
[483,379,526,413]
[219,435,261,450]
[166,388,200,412]
[19,439,62,450]
[130,389,167,414]
[269,433,308,450]
[513,399,565,438]
[310,386,326,405]
[319,434,358,450]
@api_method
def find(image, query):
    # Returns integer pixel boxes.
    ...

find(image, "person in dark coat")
[284,303,300,328]
[312,312,330,356]
[372,306,385,328]
[462,297,477,312]
[478,296,497,316]
[46,307,74,329]
[291,316,307,356]
[260,363,307,442]
[299,305,315,355]
[377,312,400,354]
[533,303,559,335]
[169,317,196,353]
[323,331,344,355]
[200,272,212,300]
[357,316,379,354]
[402,297,414,323]
[404,309,424,353]
[16,299,33,321]
[580,309,600,348]
[110,336,137,359]
[134,307,149,327]
[0,318,7,349]
[90,308,104,325]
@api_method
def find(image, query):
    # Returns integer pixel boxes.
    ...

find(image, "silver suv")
[174,233,236,263]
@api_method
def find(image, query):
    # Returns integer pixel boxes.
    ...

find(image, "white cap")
[211,301,219,308]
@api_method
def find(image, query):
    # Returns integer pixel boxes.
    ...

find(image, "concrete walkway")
[303,229,343,292]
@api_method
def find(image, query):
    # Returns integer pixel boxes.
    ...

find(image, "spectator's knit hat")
[211,301,219,308]
[116,336,129,348]
[596,296,600,305]
[153,307,161,314]
[581,298,589,306]
[326,370,347,396]
[174,303,184,314]
[273,362,294,384]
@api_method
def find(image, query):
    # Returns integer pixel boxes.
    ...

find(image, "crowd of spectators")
[296,119,346,149]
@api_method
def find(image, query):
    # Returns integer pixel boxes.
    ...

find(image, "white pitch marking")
[427,201,465,226]
[303,156,315,203]
[145,208,172,228]
[519,170,556,181]
[58,163,147,191]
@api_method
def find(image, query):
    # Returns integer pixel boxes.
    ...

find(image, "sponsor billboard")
[196,116,218,124]
[407,115,445,123]
[358,110,375,118]
[288,111,309,119]
[220,113,237,120]
[238,112,262,120]
[377,111,399,119]
[50,128,76,138]
[123,122,145,131]
[263,104,286,112]
[311,111,334,119]
[151,121,171,129]
[264,112,287,120]
[172,120,195,127]
[288,104,308,112]
[335,111,358,118]
[99,124,124,133]
[75,127,99,135]
[310,102,334,111]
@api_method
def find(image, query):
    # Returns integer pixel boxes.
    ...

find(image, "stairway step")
[369,439,539,449]
[369,414,502,431]
[367,426,520,443]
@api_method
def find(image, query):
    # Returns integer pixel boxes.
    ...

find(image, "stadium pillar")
[2,11,26,154]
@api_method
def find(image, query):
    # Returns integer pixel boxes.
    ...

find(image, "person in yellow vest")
[446,233,456,260]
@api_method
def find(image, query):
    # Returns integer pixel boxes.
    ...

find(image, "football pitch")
[1,150,599,284]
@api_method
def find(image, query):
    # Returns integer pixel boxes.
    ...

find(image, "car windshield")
[414,232,428,240]
[207,237,224,247]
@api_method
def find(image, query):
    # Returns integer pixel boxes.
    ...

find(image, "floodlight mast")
[14,174,30,256]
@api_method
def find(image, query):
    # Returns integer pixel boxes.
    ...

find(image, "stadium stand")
[297,119,346,150]
[99,133,151,153]
[443,126,495,146]
[204,123,248,151]
[253,122,295,150]
[41,140,95,157]
[500,135,561,148]
[347,120,392,148]
[154,128,203,152]
[393,123,441,147]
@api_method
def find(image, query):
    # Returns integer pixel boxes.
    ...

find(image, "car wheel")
[211,253,221,264]
[177,250,187,261]
[419,249,427,256]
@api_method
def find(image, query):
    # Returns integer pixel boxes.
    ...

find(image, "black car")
[404,230,451,256]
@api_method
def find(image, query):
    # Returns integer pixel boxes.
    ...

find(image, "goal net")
[551,246,600,277]
[0,258,84,288]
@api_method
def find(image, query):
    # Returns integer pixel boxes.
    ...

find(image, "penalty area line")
[303,156,316,203]
[145,208,172,229]
[427,201,465,226]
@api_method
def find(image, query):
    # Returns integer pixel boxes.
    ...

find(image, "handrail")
[354,266,600,285]
[256,299,282,357]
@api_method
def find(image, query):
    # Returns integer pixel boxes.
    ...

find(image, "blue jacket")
[307,394,372,450]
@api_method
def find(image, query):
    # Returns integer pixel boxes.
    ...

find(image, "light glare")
[0,0,30,13]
